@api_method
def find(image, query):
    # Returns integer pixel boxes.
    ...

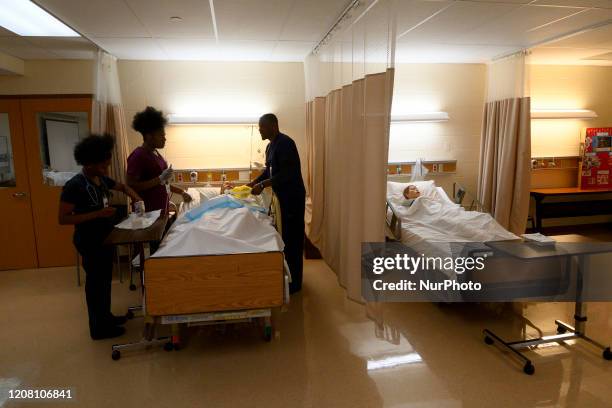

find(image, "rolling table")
[104,214,176,360]
[483,239,612,375]
[530,188,612,232]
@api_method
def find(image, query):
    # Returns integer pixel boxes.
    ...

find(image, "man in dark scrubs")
[249,114,306,293]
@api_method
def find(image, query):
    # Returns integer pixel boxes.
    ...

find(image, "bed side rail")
[385,200,402,241]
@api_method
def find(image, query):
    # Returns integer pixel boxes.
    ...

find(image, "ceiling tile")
[91,38,167,59]
[158,38,277,61]
[398,1,521,44]
[214,0,292,40]
[395,42,519,63]
[458,4,586,46]
[25,37,97,59]
[532,0,612,8]
[0,37,56,59]
[395,0,454,38]
[124,0,215,39]
[36,0,149,37]
[541,22,612,48]
[279,0,347,42]
[525,8,612,45]
[529,46,612,64]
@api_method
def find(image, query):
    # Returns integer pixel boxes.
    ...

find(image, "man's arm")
[248,167,270,187]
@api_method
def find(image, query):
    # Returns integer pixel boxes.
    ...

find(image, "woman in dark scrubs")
[126,106,191,216]
[59,134,142,340]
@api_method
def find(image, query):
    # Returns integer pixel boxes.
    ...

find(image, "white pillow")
[387,180,436,199]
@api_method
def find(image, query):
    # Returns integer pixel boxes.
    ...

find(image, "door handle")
[12,192,27,198]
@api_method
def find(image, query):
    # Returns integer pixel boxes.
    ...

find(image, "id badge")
[103,195,109,208]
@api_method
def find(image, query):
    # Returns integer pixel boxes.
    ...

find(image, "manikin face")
[403,185,421,200]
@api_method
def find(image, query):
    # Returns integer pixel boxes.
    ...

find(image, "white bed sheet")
[153,191,283,258]
[387,184,518,247]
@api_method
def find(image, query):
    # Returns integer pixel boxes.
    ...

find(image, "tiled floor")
[1,255,611,407]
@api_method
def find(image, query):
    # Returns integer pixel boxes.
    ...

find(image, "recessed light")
[170,16,183,22]
[0,0,79,36]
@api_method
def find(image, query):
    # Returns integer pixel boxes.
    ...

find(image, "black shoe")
[91,326,126,340]
[110,314,128,326]
[289,285,302,294]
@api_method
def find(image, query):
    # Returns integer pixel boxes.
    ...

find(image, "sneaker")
[91,326,126,340]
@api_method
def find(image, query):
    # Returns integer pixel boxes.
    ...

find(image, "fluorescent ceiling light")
[367,353,423,371]
[392,112,449,123]
[0,0,79,36]
[531,109,597,119]
[168,115,259,125]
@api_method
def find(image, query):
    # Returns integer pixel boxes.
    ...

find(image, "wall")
[0,60,93,95]
[390,63,486,196]
[117,61,306,177]
[530,65,612,159]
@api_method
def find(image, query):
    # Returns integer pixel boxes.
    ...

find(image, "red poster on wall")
[581,127,612,189]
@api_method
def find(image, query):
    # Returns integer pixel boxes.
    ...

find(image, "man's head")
[403,185,421,200]
[74,134,115,176]
[132,106,167,149]
[258,113,279,140]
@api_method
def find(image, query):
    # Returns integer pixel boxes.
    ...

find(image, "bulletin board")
[580,127,612,189]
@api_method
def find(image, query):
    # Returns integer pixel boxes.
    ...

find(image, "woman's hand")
[182,191,192,202]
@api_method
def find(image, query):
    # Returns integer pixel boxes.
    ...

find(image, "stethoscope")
[81,172,110,207]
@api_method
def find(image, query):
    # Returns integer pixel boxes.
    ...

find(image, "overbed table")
[483,238,612,375]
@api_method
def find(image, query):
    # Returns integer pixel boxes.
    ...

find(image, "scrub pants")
[77,243,114,336]
[279,195,305,293]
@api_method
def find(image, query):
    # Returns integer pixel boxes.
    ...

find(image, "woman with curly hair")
[59,134,142,340]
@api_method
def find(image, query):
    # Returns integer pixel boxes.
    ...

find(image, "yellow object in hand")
[229,185,252,199]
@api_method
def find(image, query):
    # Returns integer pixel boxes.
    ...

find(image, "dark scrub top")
[61,174,116,249]
[254,132,305,202]
[127,146,169,213]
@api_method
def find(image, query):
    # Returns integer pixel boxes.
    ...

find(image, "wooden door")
[0,99,38,270]
[20,96,92,268]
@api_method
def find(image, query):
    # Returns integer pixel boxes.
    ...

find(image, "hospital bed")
[111,187,289,360]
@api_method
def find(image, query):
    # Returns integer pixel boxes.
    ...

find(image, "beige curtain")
[305,97,326,247]
[92,102,129,185]
[305,69,394,301]
[478,97,531,235]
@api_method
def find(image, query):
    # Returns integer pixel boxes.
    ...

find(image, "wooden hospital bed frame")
[111,190,288,360]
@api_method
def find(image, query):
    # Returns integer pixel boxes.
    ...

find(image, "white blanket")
[152,206,284,258]
[388,187,518,246]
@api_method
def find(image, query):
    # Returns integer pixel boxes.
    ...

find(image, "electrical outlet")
[432,164,438,173]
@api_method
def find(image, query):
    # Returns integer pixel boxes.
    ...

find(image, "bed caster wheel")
[126,310,134,320]
[264,326,273,342]
[163,342,174,352]
[603,347,612,361]
[111,350,121,361]
[523,362,535,375]
[173,343,182,351]
[556,325,567,334]
[484,336,494,345]
[129,284,137,291]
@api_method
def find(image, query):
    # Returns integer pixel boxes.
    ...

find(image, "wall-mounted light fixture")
[391,112,450,123]
[531,109,598,119]
[167,115,259,125]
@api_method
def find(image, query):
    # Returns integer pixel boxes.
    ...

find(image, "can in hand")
[134,200,145,216]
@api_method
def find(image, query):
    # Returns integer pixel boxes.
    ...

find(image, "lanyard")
[81,173,109,207]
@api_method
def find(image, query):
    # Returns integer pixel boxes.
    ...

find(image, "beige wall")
[0,60,93,95]
[530,65,612,158]
[390,63,486,196]
[117,60,306,174]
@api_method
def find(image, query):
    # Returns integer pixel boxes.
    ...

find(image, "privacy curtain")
[91,50,130,198]
[304,0,396,301]
[478,52,531,235]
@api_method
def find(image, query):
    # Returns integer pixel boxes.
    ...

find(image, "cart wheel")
[129,284,137,291]
[264,326,273,342]
[556,325,567,334]
[484,336,494,345]
[173,342,182,351]
[111,350,121,361]
[523,362,535,375]
[164,342,174,352]
[603,347,612,361]
[126,310,134,320]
